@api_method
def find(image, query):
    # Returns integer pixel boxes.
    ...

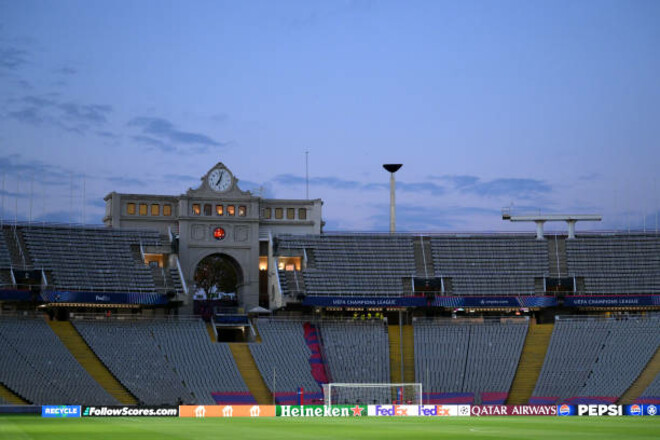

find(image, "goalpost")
[322,383,422,406]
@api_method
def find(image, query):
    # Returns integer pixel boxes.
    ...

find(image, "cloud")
[0,154,74,186]
[0,46,28,70]
[8,107,44,125]
[58,102,111,124]
[106,176,148,187]
[128,117,225,152]
[463,178,551,198]
[273,174,446,194]
[96,131,120,140]
[364,204,503,232]
[131,135,175,152]
[8,95,112,134]
[55,66,77,76]
[433,175,480,189]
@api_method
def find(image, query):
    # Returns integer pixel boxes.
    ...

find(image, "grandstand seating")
[531,315,660,404]
[22,226,161,293]
[249,318,321,403]
[414,318,528,404]
[431,236,548,296]
[0,232,12,269]
[637,373,660,404]
[0,317,117,404]
[74,320,194,405]
[149,320,251,404]
[275,234,415,297]
[566,234,660,294]
[318,320,391,404]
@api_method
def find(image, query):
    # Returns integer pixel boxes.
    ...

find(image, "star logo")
[351,405,363,416]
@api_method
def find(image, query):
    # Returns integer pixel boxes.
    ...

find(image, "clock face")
[208,168,232,192]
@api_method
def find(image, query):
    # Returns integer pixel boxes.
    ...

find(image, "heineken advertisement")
[277,405,367,417]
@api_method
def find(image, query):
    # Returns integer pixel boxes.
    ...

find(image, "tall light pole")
[383,164,402,233]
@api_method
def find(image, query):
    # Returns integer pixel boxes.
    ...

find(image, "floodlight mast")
[383,164,402,233]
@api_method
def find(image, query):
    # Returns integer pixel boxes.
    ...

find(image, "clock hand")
[216,171,224,186]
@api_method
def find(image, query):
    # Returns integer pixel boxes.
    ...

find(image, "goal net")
[322,383,422,406]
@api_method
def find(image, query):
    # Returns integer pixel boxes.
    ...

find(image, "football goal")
[322,383,422,406]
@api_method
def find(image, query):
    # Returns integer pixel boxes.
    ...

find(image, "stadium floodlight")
[382,164,403,233]
[323,383,422,407]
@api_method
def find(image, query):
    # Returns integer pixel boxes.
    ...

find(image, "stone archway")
[193,253,244,305]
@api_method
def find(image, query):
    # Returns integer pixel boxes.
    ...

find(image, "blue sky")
[0,0,658,232]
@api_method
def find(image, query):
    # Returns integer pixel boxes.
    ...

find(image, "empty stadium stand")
[531,315,660,404]
[431,236,548,296]
[276,234,415,296]
[566,234,660,294]
[249,318,322,404]
[414,318,528,404]
[636,371,660,404]
[0,316,117,404]
[74,318,254,405]
[23,226,161,293]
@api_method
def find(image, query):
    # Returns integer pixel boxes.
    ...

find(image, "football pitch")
[0,416,658,440]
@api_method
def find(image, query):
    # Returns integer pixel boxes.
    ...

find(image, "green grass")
[0,416,658,440]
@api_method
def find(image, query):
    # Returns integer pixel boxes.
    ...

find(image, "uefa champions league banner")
[563,296,660,307]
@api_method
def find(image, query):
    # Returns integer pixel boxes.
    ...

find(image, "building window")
[163,204,172,216]
[298,208,307,220]
[216,205,224,216]
[204,204,212,216]
[286,208,295,220]
[275,208,283,219]
[227,205,235,216]
[263,208,272,219]
[139,204,148,216]
[127,203,136,215]
[192,204,201,215]
[151,204,160,216]
[238,205,246,217]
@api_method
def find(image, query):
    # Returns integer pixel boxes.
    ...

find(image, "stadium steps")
[47,321,138,405]
[206,322,216,342]
[507,322,554,404]
[0,382,28,404]
[618,347,660,404]
[388,325,415,383]
[548,235,567,277]
[413,236,434,278]
[229,343,272,404]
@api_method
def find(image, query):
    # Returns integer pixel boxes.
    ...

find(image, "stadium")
[0,161,658,438]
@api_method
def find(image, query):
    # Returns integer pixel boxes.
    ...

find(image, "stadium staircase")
[507,322,554,404]
[3,227,31,269]
[0,382,28,404]
[388,325,415,383]
[206,322,216,342]
[548,235,568,277]
[618,347,660,404]
[413,236,434,278]
[229,344,273,404]
[47,321,137,404]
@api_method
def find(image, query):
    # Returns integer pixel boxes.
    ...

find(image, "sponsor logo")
[278,405,367,417]
[82,406,178,417]
[180,405,275,418]
[647,405,657,416]
[629,405,642,416]
[457,405,471,416]
[419,405,452,416]
[42,405,81,418]
[577,405,622,416]
[471,406,556,416]
[558,404,572,416]
[369,405,418,416]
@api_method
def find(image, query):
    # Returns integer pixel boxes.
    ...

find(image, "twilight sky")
[0,0,658,233]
